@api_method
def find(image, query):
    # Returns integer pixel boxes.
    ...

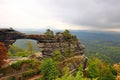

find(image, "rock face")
[0,28,25,49]
[37,31,87,72]
[58,55,87,74]
[37,32,85,57]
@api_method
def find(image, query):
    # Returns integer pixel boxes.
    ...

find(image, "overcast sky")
[0,0,120,31]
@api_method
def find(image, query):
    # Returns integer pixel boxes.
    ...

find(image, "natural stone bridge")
[0,28,87,70]
[0,28,47,49]
[0,28,85,55]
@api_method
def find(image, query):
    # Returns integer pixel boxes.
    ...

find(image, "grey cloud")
[1,0,120,30]
[52,0,120,29]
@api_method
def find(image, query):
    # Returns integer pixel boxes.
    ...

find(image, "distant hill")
[71,30,120,63]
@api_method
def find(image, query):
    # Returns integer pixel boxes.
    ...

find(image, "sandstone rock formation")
[38,32,85,57]
[0,28,85,57]
[0,28,87,71]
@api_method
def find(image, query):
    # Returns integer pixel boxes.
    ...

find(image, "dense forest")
[72,31,120,63]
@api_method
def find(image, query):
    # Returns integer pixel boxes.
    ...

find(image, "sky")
[0,0,120,31]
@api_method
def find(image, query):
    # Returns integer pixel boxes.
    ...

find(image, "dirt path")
[0,70,42,80]
[27,74,42,80]
[0,70,28,80]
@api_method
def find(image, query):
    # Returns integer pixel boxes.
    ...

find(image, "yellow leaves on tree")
[0,42,8,68]
[114,63,120,80]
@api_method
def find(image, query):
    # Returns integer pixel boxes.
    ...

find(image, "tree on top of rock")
[63,29,72,40]
[44,29,54,38]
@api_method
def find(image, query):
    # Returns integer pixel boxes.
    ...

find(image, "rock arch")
[0,28,87,69]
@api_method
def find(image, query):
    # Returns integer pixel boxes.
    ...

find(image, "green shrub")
[10,59,36,69]
[13,51,31,57]
[23,69,36,78]
[39,58,60,80]
[52,50,63,62]
[87,57,116,80]
[10,61,22,69]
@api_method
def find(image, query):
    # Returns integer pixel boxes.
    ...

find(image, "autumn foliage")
[114,63,120,80]
[0,42,8,68]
